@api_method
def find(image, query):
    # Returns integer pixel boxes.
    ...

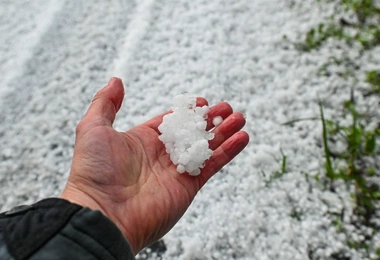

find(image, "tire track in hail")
[0,0,137,210]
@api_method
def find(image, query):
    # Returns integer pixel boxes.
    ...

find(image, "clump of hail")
[158,94,216,176]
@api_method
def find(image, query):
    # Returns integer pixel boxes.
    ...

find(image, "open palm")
[61,78,249,254]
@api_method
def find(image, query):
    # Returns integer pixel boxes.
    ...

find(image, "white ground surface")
[1,1,380,259]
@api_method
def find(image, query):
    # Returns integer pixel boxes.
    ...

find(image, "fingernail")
[108,77,116,85]
[108,77,122,85]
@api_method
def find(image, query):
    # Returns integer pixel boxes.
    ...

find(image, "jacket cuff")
[0,198,135,260]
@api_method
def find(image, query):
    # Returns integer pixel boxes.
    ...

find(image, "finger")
[76,78,124,138]
[209,112,246,150]
[84,77,124,126]
[196,97,209,107]
[205,102,233,131]
[198,131,249,187]
[144,97,209,130]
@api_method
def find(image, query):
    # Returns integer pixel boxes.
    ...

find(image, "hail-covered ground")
[1,1,379,259]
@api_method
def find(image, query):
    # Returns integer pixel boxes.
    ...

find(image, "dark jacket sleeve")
[0,198,135,260]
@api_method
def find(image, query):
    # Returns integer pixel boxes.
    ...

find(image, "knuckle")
[75,119,86,135]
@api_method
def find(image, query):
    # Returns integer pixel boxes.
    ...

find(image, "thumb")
[79,77,125,132]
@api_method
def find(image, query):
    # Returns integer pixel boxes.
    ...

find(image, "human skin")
[61,77,249,254]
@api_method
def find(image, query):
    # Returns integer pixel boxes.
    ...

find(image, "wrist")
[60,183,139,254]
[61,183,103,213]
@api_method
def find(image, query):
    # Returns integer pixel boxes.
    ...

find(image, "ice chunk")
[189,168,201,176]
[177,164,186,174]
[196,121,207,130]
[212,116,223,126]
[158,93,214,176]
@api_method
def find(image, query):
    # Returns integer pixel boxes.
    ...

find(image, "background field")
[1,1,380,259]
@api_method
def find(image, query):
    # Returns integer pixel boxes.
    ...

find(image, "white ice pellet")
[196,121,206,130]
[177,164,185,173]
[212,116,223,126]
[158,93,214,176]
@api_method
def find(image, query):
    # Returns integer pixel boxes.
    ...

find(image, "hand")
[61,78,249,254]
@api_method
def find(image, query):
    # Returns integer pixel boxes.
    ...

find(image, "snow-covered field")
[1,1,379,259]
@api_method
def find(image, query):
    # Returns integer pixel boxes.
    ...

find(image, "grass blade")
[319,101,335,179]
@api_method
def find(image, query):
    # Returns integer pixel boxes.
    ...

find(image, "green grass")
[320,97,380,223]
[366,70,380,93]
[299,0,380,52]
[287,0,380,258]
[262,148,288,186]
[319,101,336,181]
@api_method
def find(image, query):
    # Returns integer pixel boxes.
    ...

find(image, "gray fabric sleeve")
[0,198,135,260]
[0,233,13,260]
[29,208,135,260]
